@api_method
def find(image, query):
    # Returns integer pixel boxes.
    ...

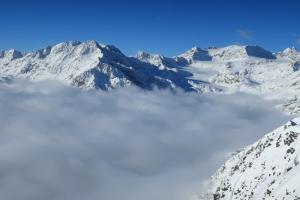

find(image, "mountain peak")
[137,51,149,59]
[0,49,23,60]
[283,47,298,54]
[136,51,161,60]
[190,46,202,52]
[184,46,206,54]
[102,44,123,55]
[277,47,300,61]
[179,47,212,63]
[135,51,181,70]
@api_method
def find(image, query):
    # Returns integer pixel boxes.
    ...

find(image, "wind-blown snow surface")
[199,118,300,200]
[0,80,288,200]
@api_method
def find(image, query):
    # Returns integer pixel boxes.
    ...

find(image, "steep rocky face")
[245,45,276,59]
[200,118,300,200]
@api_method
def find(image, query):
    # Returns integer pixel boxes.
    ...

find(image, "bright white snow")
[200,118,300,200]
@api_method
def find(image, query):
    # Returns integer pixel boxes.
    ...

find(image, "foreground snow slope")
[199,118,300,200]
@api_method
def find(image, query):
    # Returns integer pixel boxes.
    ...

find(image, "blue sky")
[0,0,299,56]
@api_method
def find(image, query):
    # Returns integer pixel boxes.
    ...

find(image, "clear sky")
[0,0,300,56]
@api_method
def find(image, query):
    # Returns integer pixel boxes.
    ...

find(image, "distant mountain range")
[0,41,209,92]
[1,40,300,114]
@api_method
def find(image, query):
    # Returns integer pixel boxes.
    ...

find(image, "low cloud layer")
[0,80,289,200]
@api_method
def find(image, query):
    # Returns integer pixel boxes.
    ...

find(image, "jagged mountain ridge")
[138,45,277,66]
[199,118,300,200]
[0,40,214,92]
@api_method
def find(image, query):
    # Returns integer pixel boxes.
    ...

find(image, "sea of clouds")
[0,79,290,200]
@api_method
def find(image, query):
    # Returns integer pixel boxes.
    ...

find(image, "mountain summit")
[178,46,212,63]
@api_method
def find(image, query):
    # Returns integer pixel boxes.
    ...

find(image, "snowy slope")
[199,118,300,200]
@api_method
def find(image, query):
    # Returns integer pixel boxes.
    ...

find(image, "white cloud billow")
[0,80,289,200]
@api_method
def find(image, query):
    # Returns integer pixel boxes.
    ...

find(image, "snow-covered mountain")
[136,51,180,70]
[0,40,214,92]
[1,41,300,113]
[137,45,300,114]
[199,118,300,200]
[277,47,300,61]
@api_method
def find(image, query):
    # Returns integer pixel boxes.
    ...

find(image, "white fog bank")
[0,80,289,200]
